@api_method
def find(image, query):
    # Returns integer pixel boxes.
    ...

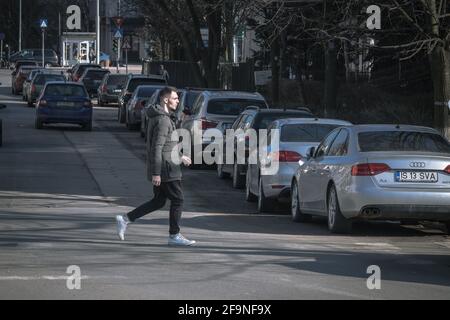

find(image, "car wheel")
[232,161,245,189]
[245,167,257,202]
[217,163,230,179]
[291,180,312,222]
[35,118,43,130]
[327,185,352,234]
[257,176,275,213]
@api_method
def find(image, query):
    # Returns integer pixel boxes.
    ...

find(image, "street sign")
[113,17,124,28]
[113,28,123,39]
[40,19,48,29]
[0,33,5,41]
[122,38,131,50]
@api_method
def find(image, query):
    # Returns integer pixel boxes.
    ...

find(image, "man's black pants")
[127,180,184,235]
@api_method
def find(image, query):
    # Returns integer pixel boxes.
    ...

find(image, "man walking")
[115,87,195,246]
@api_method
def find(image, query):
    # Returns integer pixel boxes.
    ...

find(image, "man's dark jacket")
[146,104,182,182]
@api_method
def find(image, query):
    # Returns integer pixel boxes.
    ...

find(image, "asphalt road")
[0,69,449,300]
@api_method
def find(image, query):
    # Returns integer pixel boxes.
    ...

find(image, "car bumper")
[262,163,297,201]
[339,183,450,221]
[37,107,93,124]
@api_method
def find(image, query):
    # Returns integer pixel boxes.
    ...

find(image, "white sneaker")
[116,215,128,241]
[168,234,196,246]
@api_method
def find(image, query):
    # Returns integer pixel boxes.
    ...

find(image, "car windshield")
[207,99,267,116]
[45,85,87,97]
[256,112,314,130]
[35,75,66,85]
[129,78,166,92]
[107,75,128,86]
[185,91,201,110]
[281,124,342,142]
[358,131,450,153]
[85,71,109,80]
[137,87,162,98]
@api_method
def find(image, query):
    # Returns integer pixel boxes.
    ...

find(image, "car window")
[128,79,166,92]
[85,71,109,81]
[315,130,340,158]
[280,124,342,142]
[45,85,87,97]
[35,75,65,85]
[358,131,450,153]
[107,75,128,86]
[137,87,161,98]
[185,91,202,111]
[243,115,255,130]
[192,95,205,115]
[207,99,266,116]
[255,112,314,130]
[327,129,349,156]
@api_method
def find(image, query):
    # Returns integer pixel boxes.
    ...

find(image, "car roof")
[44,81,82,86]
[273,118,353,126]
[129,74,165,80]
[202,90,265,100]
[83,68,109,73]
[349,124,439,134]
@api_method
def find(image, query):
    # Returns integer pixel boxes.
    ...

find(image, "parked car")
[97,73,128,106]
[246,118,352,213]
[11,60,39,94]
[27,73,67,107]
[179,90,269,165]
[79,68,110,98]
[174,88,203,128]
[118,74,167,123]
[35,82,93,131]
[217,108,315,189]
[126,85,166,130]
[22,68,44,101]
[70,63,102,82]
[290,124,450,234]
[11,65,41,95]
[9,49,59,67]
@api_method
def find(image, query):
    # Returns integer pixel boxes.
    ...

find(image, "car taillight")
[351,163,391,176]
[272,151,302,162]
[444,165,450,174]
[201,118,218,130]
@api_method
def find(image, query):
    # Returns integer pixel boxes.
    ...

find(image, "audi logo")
[409,162,426,168]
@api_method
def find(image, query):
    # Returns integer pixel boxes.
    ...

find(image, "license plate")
[114,89,122,93]
[395,171,438,183]
[57,101,75,107]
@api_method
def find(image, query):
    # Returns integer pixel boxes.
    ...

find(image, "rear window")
[35,75,66,85]
[207,99,267,116]
[107,75,128,86]
[256,112,314,130]
[45,85,87,97]
[281,124,342,142]
[136,87,161,98]
[85,71,109,80]
[358,131,450,153]
[77,65,101,75]
[129,78,166,92]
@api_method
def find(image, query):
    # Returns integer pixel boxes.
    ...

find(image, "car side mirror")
[306,147,316,160]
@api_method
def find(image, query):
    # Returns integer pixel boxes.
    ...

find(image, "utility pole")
[96,0,101,64]
[19,0,22,51]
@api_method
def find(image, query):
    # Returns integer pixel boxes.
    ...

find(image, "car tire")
[232,162,245,189]
[245,167,257,202]
[35,118,43,130]
[327,184,352,234]
[258,176,275,213]
[217,163,230,179]
[291,180,312,222]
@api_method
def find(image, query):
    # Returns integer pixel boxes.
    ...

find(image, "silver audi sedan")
[291,125,450,234]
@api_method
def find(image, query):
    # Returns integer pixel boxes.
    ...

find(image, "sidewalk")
[106,63,142,75]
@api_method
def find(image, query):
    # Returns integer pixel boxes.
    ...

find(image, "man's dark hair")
[159,86,177,100]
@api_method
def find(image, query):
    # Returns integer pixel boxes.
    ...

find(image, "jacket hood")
[147,103,169,119]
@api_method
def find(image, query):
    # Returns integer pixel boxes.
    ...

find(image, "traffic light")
[113,38,118,53]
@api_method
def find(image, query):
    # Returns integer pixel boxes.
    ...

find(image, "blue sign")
[0,33,5,41]
[113,28,123,38]
[40,19,48,29]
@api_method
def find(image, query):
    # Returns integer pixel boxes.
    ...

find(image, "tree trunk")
[430,47,450,139]
[204,8,222,88]
[271,35,281,106]
[324,41,337,118]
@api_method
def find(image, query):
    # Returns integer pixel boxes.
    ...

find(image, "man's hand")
[152,175,161,187]
[181,156,192,167]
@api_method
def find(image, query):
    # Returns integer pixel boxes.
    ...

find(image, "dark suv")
[118,74,167,123]
[9,49,59,67]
